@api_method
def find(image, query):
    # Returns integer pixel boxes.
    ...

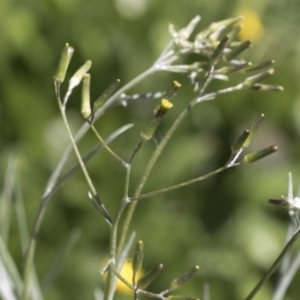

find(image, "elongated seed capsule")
[141,99,173,141]
[241,145,277,164]
[210,35,230,65]
[81,74,91,119]
[92,79,121,113]
[224,40,252,62]
[164,81,182,99]
[132,240,144,274]
[55,43,74,84]
[137,264,163,289]
[243,69,274,88]
[68,60,92,91]
[242,113,265,149]
[169,266,199,291]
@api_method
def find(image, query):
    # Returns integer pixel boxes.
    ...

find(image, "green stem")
[90,124,128,168]
[244,227,300,300]
[116,71,215,260]
[99,67,156,114]
[130,165,231,201]
[104,162,132,300]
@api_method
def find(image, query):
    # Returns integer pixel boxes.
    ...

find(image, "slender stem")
[272,245,300,300]
[129,140,145,164]
[99,67,156,113]
[104,162,132,300]
[58,103,105,205]
[244,227,300,300]
[116,70,215,260]
[90,124,128,168]
[130,165,231,201]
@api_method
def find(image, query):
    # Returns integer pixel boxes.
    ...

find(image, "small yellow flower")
[117,259,144,294]
[235,8,264,41]
[101,259,144,294]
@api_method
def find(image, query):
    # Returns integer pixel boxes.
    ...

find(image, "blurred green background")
[1,0,300,299]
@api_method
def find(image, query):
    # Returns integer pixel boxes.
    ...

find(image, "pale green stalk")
[244,227,300,300]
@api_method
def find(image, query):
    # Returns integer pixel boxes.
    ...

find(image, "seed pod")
[81,74,91,119]
[68,60,92,91]
[243,69,274,88]
[224,40,252,62]
[141,99,173,141]
[132,240,144,283]
[241,145,277,164]
[92,79,121,114]
[210,35,230,65]
[169,266,199,291]
[137,264,163,289]
[55,43,74,84]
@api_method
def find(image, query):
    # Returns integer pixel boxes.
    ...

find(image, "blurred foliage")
[1,0,300,299]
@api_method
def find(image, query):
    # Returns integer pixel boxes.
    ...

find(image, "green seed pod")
[241,145,277,164]
[242,113,264,149]
[224,40,252,62]
[169,266,199,291]
[137,264,163,290]
[132,240,144,283]
[210,35,230,65]
[227,24,243,43]
[167,296,199,300]
[248,83,284,92]
[244,60,275,72]
[218,62,251,74]
[81,74,91,119]
[141,99,173,141]
[164,81,182,99]
[69,60,92,91]
[231,130,250,154]
[55,43,74,84]
[243,69,274,88]
[92,79,121,114]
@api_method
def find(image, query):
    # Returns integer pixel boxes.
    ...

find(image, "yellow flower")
[236,8,264,41]
[101,259,144,294]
